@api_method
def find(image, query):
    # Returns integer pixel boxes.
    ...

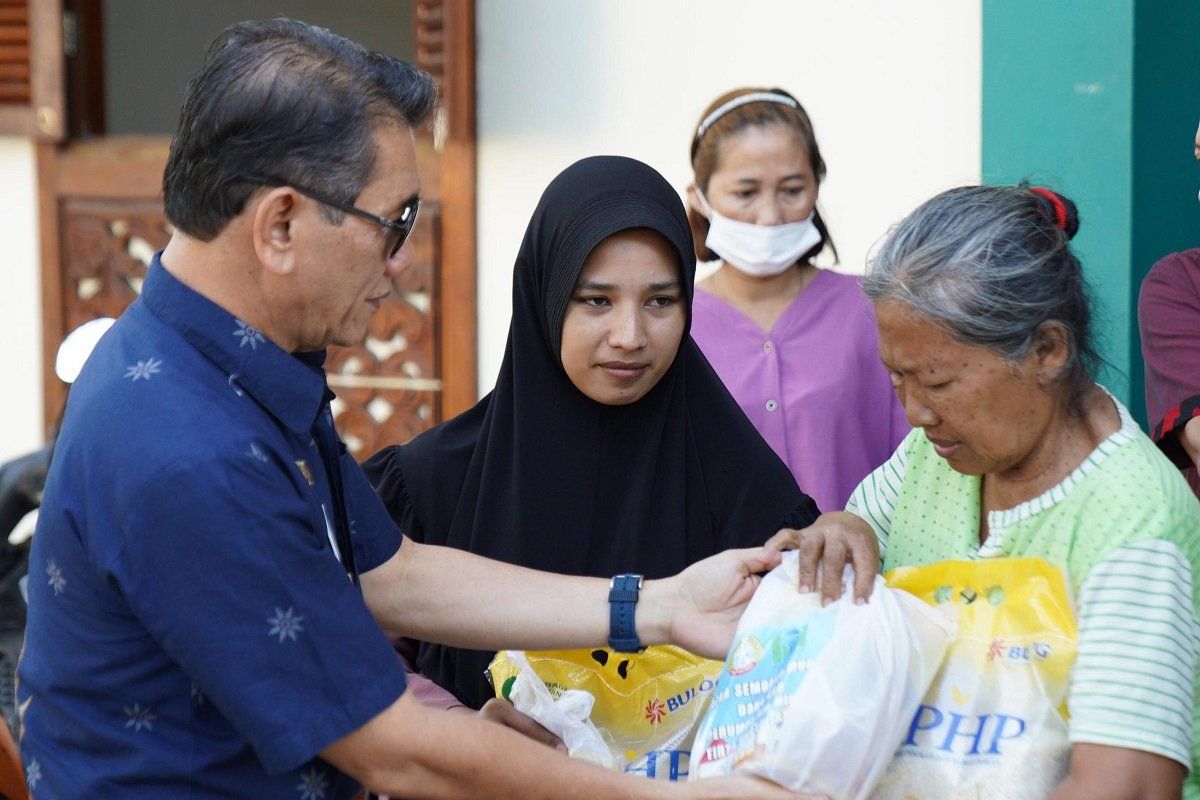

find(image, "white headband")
[693,92,799,142]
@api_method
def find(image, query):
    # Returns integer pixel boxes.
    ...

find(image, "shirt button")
[763,341,774,353]
[766,399,778,412]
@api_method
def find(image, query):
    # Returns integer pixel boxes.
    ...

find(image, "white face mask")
[694,189,822,277]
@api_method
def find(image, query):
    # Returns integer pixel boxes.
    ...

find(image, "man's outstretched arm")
[322,689,816,800]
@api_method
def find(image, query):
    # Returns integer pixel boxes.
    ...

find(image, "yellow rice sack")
[488,646,721,780]
[873,558,1078,800]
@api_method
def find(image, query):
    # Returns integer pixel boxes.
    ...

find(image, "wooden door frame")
[417,0,477,417]
[37,0,478,435]
[0,0,66,139]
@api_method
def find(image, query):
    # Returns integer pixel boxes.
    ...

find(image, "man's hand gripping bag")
[688,551,955,798]
[872,558,1077,800]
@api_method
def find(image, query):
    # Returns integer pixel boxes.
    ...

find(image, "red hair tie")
[1029,187,1068,232]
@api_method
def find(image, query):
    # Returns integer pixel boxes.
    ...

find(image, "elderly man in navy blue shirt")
[13,18,843,800]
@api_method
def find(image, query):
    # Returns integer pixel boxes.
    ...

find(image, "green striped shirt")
[848,398,1200,794]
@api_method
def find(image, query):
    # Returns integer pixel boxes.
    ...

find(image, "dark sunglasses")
[242,175,420,260]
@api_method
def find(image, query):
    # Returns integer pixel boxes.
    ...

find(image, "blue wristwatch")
[608,573,643,652]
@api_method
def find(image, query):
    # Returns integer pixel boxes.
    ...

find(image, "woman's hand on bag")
[764,511,881,604]
[470,699,565,751]
[679,775,827,799]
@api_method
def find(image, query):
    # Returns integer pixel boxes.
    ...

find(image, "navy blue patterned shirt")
[19,254,407,797]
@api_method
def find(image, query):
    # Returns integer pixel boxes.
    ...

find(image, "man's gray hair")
[163,18,437,240]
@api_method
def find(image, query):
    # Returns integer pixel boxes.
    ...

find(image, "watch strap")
[608,573,642,652]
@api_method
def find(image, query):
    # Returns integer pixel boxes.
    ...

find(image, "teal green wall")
[983,1,1200,424]
[983,1,1135,407]
[1130,2,1200,424]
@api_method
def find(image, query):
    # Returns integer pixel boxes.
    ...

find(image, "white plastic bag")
[503,651,615,768]
[689,553,955,798]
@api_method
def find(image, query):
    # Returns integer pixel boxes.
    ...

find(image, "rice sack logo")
[644,678,717,726]
[727,636,764,676]
[903,705,1027,756]
[588,649,716,728]
[986,638,1052,663]
[626,749,693,781]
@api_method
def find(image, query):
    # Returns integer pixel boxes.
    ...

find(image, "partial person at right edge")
[1139,118,1200,497]
[685,88,908,513]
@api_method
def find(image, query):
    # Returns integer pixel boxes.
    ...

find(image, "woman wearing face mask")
[364,156,878,711]
[687,88,908,513]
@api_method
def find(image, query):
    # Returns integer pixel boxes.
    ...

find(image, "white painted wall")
[0,137,43,461]
[476,0,982,392]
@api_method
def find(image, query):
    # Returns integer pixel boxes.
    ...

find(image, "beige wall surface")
[475,0,982,393]
[0,138,42,461]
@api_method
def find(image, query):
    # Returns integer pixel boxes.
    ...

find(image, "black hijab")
[364,156,818,708]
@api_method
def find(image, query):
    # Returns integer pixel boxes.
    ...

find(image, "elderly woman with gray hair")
[778,185,1200,799]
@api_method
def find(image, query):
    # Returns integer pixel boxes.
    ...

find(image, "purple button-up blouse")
[691,269,909,512]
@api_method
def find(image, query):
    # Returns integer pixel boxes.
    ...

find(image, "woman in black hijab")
[365,156,823,709]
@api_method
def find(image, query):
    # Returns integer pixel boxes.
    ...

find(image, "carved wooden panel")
[51,196,442,458]
[57,198,167,331]
[326,203,442,458]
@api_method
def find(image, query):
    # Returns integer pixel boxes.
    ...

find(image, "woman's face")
[694,122,818,225]
[560,229,687,405]
[875,299,1060,477]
